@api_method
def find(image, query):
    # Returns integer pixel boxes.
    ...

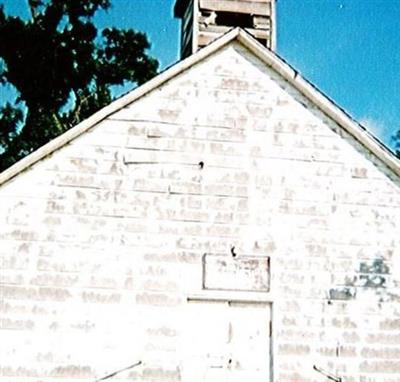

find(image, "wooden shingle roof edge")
[0,27,399,186]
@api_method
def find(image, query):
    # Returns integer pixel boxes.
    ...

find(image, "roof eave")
[0,28,242,186]
[1,27,399,186]
[235,30,400,177]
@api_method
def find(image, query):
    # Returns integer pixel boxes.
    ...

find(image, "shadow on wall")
[328,258,391,303]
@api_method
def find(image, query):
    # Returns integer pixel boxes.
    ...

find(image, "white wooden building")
[1,1,399,381]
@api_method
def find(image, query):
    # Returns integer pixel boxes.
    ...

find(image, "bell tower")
[174,0,276,59]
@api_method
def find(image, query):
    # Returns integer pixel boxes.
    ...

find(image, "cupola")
[174,0,276,59]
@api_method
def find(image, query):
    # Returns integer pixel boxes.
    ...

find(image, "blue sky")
[0,0,399,151]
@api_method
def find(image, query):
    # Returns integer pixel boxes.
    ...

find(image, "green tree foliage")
[0,0,158,171]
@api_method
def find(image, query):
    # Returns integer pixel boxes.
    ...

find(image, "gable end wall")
[0,42,399,382]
